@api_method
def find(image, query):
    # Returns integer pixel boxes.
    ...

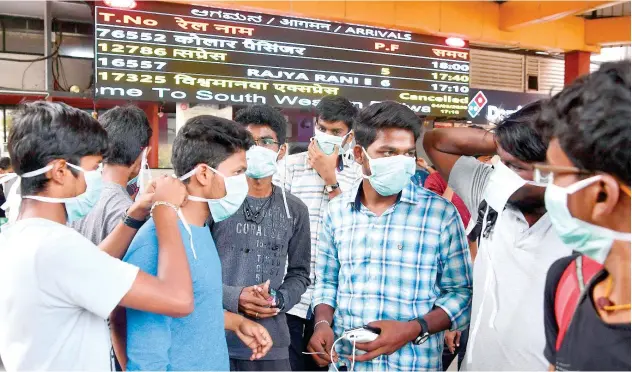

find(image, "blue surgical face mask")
[544,175,631,264]
[362,148,416,196]
[179,165,249,222]
[21,162,104,222]
[127,175,138,187]
[245,146,280,179]
[314,129,351,155]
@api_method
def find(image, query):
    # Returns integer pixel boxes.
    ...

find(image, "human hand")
[307,140,338,185]
[306,321,338,367]
[235,316,273,360]
[444,330,461,354]
[354,320,420,362]
[153,175,187,208]
[127,180,156,220]
[238,282,278,320]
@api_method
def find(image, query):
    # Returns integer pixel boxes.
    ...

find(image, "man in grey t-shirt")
[211,105,311,371]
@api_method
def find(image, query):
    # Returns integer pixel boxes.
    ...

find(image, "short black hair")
[289,143,308,155]
[234,105,287,144]
[354,101,421,148]
[99,105,152,166]
[537,61,630,184]
[8,101,108,195]
[172,115,254,180]
[0,157,10,170]
[316,95,358,130]
[493,100,548,163]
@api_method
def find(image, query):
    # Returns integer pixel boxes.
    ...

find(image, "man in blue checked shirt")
[307,101,473,371]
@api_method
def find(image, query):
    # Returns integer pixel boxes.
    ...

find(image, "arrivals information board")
[94,1,470,116]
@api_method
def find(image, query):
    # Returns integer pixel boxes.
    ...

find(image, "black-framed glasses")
[254,138,280,147]
[533,163,631,196]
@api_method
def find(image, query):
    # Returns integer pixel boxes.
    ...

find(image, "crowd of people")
[0,60,629,372]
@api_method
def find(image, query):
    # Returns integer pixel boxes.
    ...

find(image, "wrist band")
[122,209,145,230]
[150,201,179,218]
[314,319,331,329]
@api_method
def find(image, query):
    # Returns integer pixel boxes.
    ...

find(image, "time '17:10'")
[98,71,167,84]
[431,83,469,93]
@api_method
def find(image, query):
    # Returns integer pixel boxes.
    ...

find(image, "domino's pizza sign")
[467,89,549,124]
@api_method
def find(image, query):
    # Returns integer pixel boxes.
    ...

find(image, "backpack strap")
[554,255,602,351]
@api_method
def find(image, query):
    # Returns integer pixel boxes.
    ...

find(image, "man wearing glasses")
[423,101,572,371]
[535,61,630,371]
[211,105,311,371]
[274,95,362,371]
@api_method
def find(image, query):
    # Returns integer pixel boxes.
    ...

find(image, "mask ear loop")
[279,144,291,219]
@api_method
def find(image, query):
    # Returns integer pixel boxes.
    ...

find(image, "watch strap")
[324,182,340,193]
[411,317,430,345]
[122,211,145,230]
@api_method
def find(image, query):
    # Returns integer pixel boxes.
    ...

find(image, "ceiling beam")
[585,16,631,45]
[499,1,618,31]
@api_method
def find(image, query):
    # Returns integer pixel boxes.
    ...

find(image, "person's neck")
[180,199,210,227]
[18,199,67,225]
[247,176,273,198]
[604,240,632,304]
[102,164,132,188]
[359,179,398,216]
[523,208,546,227]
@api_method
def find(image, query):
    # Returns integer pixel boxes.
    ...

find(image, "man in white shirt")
[0,101,193,371]
[424,101,572,371]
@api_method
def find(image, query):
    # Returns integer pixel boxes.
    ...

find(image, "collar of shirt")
[343,180,419,212]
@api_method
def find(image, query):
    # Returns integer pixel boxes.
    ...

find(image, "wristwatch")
[411,317,430,345]
[269,289,285,312]
[122,210,146,230]
[324,182,340,194]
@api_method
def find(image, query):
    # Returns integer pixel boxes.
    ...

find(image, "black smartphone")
[363,325,382,334]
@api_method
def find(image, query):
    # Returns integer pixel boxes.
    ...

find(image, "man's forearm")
[313,304,335,325]
[424,307,452,334]
[154,206,193,307]
[99,222,139,259]
[224,311,244,332]
[425,128,496,157]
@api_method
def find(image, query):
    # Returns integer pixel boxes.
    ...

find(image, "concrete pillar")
[564,51,591,85]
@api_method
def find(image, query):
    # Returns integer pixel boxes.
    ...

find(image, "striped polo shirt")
[273,151,363,319]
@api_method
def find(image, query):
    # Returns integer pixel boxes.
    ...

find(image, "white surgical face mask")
[482,159,545,212]
[544,174,631,263]
[179,165,249,223]
[135,148,151,201]
[1,162,104,223]
[362,148,416,196]
[245,146,280,179]
[313,129,352,155]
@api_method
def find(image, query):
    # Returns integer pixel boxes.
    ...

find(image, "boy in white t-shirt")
[0,101,193,371]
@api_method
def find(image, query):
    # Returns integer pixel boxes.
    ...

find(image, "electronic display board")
[94,1,470,116]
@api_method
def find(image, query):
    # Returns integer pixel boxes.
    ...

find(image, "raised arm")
[98,182,155,259]
[423,127,496,182]
[119,176,194,317]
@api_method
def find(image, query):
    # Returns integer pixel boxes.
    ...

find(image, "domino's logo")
[468,91,488,118]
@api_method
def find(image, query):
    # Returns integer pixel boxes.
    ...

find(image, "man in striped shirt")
[274,96,362,371]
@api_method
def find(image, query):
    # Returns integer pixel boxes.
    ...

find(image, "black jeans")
[441,328,469,371]
[287,314,328,372]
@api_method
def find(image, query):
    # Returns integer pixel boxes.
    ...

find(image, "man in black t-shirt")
[535,61,631,371]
